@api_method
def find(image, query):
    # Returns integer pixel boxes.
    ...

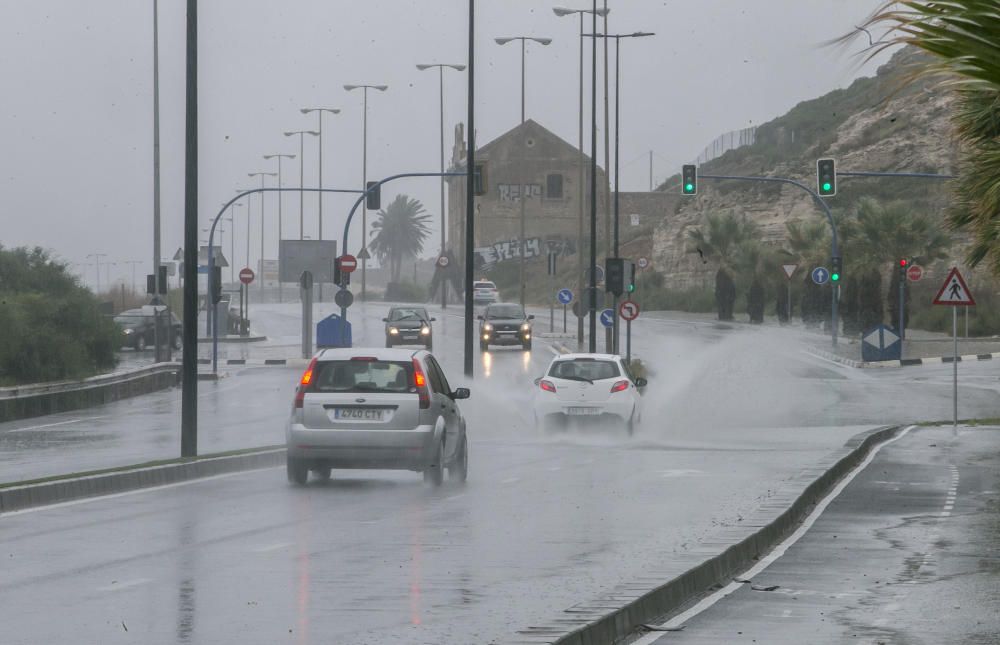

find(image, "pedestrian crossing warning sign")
[933,267,976,306]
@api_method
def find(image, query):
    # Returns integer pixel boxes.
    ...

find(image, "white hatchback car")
[286,348,470,486]
[533,353,646,434]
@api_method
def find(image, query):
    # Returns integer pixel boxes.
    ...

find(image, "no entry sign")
[239,267,255,285]
[337,254,358,274]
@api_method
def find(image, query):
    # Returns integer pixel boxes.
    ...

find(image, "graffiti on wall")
[474,237,576,269]
[498,184,543,202]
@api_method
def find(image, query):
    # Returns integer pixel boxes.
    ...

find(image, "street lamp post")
[283,130,320,240]
[86,253,107,293]
[152,0,162,299]
[301,108,341,302]
[554,5,609,347]
[263,153,296,302]
[585,31,655,353]
[248,172,277,293]
[494,36,552,309]
[344,83,388,302]
[223,216,234,282]
[416,63,466,309]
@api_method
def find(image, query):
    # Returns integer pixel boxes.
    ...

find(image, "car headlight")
[388,327,399,335]
[123,328,134,335]
[420,327,431,335]
[521,323,530,331]
[483,323,493,331]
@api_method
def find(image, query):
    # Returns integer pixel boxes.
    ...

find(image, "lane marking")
[500,477,520,485]
[633,425,916,643]
[4,416,111,433]
[250,542,293,553]
[97,578,152,592]
[0,465,282,517]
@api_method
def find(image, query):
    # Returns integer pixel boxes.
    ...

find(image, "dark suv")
[113,307,182,351]
[478,303,533,351]
[383,306,435,350]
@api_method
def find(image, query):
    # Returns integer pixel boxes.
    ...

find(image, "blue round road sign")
[599,308,615,328]
[557,288,573,305]
[811,266,830,285]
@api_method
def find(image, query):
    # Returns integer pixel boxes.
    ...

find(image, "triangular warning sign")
[782,264,797,279]
[933,267,976,306]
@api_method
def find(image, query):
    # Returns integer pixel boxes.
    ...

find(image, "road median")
[0,445,284,514]
[508,424,902,645]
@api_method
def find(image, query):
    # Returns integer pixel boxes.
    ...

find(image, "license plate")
[402,334,418,340]
[567,407,600,416]
[333,408,388,421]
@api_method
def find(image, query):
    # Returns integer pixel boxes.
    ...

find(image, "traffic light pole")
[699,173,840,347]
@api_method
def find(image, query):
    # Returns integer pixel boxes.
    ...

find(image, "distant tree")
[840,275,862,336]
[369,195,432,284]
[858,268,884,331]
[853,2,1000,274]
[688,212,762,320]
[747,278,765,324]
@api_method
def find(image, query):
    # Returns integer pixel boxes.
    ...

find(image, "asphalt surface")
[2,305,999,643]
[641,424,1000,645]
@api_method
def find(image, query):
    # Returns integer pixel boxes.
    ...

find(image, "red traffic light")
[899,259,908,267]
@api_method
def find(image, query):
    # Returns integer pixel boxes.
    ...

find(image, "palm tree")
[687,212,763,320]
[852,2,1000,274]
[369,195,432,283]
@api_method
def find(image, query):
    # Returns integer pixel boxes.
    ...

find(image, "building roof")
[450,119,604,175]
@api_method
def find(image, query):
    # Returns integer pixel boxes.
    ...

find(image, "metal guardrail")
[0,362,181,401]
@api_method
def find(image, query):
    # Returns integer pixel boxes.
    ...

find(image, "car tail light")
[411,358,431,409]
[294,357,318,409]
[539,379,556,393]
[610,380,629,393]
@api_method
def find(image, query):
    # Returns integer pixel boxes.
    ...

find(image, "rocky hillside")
[651,47,965,288]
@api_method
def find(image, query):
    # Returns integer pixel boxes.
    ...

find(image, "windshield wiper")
[558,375,593,384]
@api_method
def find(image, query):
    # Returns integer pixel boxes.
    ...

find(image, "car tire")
[425,340,433,351]
[522,341,532,351]
[287,457,308,485]
[448,435,468,483]
[385,338,393,348]
[313,466,332,482]
[173,334,182,351]
[480,341,489,352]
[423,440,444,486]
[136,336,147,351]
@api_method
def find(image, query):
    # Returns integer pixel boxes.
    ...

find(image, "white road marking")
[500,477,520,485]
[97,578,151,592]
[632,425,916,644]
[250,542,293,553]
[4,416,110,433]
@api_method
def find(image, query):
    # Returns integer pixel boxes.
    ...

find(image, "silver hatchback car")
[285,348,470,486]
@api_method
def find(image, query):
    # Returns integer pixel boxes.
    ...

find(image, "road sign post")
[619,300,640,364]
[782,264,797,322]
[300,271,313,359]
[557,288,573,334]
[933,267,976,428]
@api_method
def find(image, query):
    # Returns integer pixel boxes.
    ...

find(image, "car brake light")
[294,357,318,409]
[610,380,629,393]
[411,358,430,409]
[539,379,556,393]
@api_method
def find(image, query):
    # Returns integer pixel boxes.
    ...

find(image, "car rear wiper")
[559,375,593,384]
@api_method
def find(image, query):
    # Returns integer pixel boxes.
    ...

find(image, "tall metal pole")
[299,133,305,239]
[152,0,161,299]
[362,87,368,301]
[259,174,265,292]
[612,37,620,354]
[181,0,198,458]
[577,12,585,348]
[588,0,598,352]
[464,0,476,378]
[648,150,652,191]
[519,38,527,308]
[602,1,612,353]
[439,66,448,308]
[953,306,958,428]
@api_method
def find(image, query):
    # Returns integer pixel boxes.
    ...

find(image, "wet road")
[642,424,1000,644]
[1,305,999,643]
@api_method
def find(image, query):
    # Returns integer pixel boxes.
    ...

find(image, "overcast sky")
[0,0,893,290]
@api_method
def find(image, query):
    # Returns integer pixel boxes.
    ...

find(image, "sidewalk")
[641,424,1000,644]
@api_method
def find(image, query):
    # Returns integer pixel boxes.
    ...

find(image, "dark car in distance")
[478,303,533,351]
[113,306,182,351]
[383,306,435,350]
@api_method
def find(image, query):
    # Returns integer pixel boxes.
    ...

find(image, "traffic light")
[365,181,381,210]
[605,257,625,296]
[817,158,836,196]
[831,256,842,282]
[627,261,636,293]
[210,266,222,304]
[681,164,697,195]
[899,258,908,268]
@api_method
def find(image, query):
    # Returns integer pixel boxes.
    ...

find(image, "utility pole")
[464,0,475,377]
[86,253,107,293]
[181,0,198,458]
[152,0,161,300]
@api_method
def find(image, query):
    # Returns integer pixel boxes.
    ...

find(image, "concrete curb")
[0,446,285,514]
[509,425,902,645]
[806,346,1000,369]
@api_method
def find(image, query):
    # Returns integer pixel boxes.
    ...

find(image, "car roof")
[551,352,622,362]
[315,347,425,362]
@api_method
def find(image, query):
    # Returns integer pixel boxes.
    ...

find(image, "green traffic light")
[822,182,832,192]
[831,273,840,282]
[684,183,694,192]
[627,283,635,293]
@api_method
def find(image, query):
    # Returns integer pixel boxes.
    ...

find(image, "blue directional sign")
[811,266,830,285]
[599,308,615,328]
[557,288,574,305]
[861,324,901,362]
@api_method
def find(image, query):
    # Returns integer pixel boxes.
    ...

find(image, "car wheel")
[522,341,532,351]
[425,340,433,351]
[385,339,393,348]
[313,466,331,482]
[136,336,147,351]
[448,435,468,483]
[287,457,308,485]
[423,440,444,486]
[173,334,182,351]
[480,341,489,352]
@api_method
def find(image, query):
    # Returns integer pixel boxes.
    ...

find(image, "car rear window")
[473,282,496,289]
[312,360,414,393]
[548,358,620,381]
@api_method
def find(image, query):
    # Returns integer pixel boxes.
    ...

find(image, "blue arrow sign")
[599,308,615,328]
[861,324,901,362]
[557,288,573,305]
[811,266,830,285]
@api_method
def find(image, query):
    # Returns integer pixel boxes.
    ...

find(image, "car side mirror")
[430,317,436,322]
[533,377,541,386]
[451,387,471,400]
[476,315,483,320]
[634,377,648,388]
[381,318,388,322]
[527,314,535,320]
